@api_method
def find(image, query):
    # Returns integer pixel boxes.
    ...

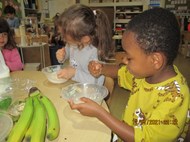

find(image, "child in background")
[56,4,114,85]
[49,13,65,65]
[3,5,20,29]
[0,18,23,71]
[50,13,64,48]
[69,8,190,141]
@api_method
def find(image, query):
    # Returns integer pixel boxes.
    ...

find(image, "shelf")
[112,35,122,39]
[24,8,38,11]
[115,1,143,6]
[115,11,141,14]
[21,0,40,17]
[89,1,143,6]
[115,19,131,23]
[89,3,114,7]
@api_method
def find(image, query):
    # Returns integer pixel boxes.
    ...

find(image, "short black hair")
[4,5,16,15]
[126,7,180,65]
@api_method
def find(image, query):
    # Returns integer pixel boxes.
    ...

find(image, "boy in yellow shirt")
[69,7,190,141]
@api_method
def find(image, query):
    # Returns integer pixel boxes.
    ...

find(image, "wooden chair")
[104,76,115,107]
[184,124,190,142]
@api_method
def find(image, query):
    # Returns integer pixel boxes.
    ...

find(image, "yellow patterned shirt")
[118,65,190,142]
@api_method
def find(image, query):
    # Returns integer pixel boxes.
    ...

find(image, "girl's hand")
[88,61,103,77]
[57,66,76,80]
[56,48,66,62]
[68,97,102,117]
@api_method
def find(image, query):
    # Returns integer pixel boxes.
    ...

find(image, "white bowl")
[61,83,108,105]
[42,65,67,84]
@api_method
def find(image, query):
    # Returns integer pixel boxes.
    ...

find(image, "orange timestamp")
[133,118,178,125]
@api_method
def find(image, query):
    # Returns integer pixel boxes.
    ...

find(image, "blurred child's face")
[64,35,81,47]
[121,32,155,79]
[0,32,8,48]
[6,13,14,20]
[57,25,62,34]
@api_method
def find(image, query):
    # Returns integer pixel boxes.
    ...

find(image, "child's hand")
[88,61,103,77]
[68,97,102,117]
[57,66,76,80]
[56,48,66,63]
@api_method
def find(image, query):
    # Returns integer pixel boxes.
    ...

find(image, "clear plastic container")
[0,77,35,109]
[61,83,108,105]
[0,77,11,95]
[0,112,13,142]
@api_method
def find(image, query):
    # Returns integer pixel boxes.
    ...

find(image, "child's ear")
[81,36,91,44]
[151,52,165,70]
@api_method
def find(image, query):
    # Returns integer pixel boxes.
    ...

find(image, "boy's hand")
[68,97,102,117]
[88,61,103,77]
[56,48,66,63]
[57,66,75,80]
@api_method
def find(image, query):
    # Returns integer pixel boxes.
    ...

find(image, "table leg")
[39,45,43,68]
[20,48,24,64]
[42,45,45,68]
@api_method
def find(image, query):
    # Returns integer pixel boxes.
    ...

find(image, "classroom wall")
[48,0,75,18]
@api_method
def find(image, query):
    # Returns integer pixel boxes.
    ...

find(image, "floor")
[109,53,190,120]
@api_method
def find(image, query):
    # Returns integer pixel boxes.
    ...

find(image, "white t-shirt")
[0,50,10,95]
[0,50,10,78]
[64,44,105,85]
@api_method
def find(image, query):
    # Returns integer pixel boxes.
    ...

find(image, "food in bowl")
[61,83,108,105]
[42,65,67,84]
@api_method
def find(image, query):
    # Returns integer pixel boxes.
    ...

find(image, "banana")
[24,89,41,140]
[7,97,34,142]
[24,96,46,142]
[28,87,40,97]
[38,94,60,141]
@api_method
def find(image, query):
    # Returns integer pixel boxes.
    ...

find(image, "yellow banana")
[24,96,46,142]
[7,97,34,142]
[38,94,60,141]
[24,90,40,140]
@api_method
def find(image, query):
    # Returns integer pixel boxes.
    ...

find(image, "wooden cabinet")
[15,35,51,69]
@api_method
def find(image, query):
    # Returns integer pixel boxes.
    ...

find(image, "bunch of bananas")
[7,87,60,142]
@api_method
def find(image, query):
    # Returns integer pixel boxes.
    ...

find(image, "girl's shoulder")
[86,44,97,51]
[2,47,18,53]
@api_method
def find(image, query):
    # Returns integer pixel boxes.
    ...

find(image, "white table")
[17,43,47,68]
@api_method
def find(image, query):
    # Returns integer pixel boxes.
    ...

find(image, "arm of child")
[56,47,66,63]
[15,17,20,28]
[68,97,134,142]
[57,66,76,80]
[88,61,120,79]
